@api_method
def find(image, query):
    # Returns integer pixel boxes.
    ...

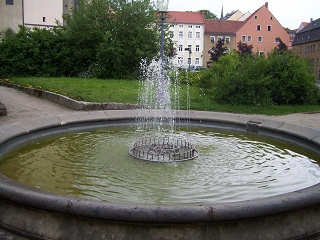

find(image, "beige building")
[226,10,251,21]
[0,0,65,33]
[292,18,320,79]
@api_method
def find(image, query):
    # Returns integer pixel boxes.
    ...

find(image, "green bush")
[177,70,202,86]
[266,50,318,105]
[199,50,320,106]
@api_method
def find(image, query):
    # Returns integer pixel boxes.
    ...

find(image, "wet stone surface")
[0,229,28,240]
[0,101,6,116]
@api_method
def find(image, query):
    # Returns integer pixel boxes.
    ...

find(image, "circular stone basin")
[0,124,319,205]
[0,110,320,240]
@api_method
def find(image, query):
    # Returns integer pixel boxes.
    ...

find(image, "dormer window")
[257,25,261,31]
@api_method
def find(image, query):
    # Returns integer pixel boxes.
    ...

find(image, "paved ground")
[0,85,319,239]
[0,86,320,129]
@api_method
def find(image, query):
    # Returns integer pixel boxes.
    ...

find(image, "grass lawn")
[3,77,320,115]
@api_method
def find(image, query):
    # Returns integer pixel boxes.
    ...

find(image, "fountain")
[1,1,320,239]
[129,59,198,162]
[129,0,198,162]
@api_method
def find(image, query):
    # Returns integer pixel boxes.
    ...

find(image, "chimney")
[265,2,268,9]
[310,18,313,23]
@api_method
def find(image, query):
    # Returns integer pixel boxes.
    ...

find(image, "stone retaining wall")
[0,81,138,111]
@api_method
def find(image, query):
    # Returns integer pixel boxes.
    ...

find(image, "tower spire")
[220,2,224,19]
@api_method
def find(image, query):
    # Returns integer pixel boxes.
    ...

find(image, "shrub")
[266,50,318,105]
[199,50,319,106]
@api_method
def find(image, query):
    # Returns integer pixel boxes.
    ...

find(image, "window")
[188,25,193,28]
[179,31,183,40]
[195,45,200,52]
[217,36,223,41]
[247,36,252,42]
[225,37,230,44]
[270,16,273,20]
[178,57,183,65]
[259,51,265,57]
[196,25,201,28]
[188,31,192,39]
[258,36,262,42]
[268,25,272,31]
[255,15,258,19]
[196,32,200,39]
[257,25,261,31]
[6,0,13,5]
[43,17,46,22]
[178,45,183,51]
[188,45,192,50]
[195,58,200,65]
[242,35,246,42]
[274,37,279,43]
[210,36,215,42]
[179,24,183,28]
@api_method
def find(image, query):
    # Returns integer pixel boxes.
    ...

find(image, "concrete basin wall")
[1,110,320,240]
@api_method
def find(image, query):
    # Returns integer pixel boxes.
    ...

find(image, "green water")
[0,126,319,205]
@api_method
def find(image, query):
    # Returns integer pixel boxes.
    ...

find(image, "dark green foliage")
[199,10,218,19]
[208,39,228,62]
[200,50,319,106]
[266,49,317,104]
[277,38,288,54]
[237,41,254,57]
[93,0,159,78]
[0,0,159,78]
[0,26,67,77]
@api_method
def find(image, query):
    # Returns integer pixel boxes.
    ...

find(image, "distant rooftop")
[204,19,244,34]
[167,11,205,24]
[292,18,320,45]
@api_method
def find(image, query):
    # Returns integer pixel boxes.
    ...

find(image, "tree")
[199,10,218,19]
[208,39,228,62]
[277,38,288,54]
[237,41,254,57]
[62,0,159,78]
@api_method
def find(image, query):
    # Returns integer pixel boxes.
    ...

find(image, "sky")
[166,0,319,30]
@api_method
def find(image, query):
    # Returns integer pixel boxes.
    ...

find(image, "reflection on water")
[0,126,319,205]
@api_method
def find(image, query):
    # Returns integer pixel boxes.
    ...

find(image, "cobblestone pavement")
[0,85,319,239]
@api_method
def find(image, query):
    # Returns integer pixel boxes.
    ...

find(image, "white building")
[167,11,205,68]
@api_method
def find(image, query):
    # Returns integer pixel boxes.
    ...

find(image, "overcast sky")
[166,0,319,30]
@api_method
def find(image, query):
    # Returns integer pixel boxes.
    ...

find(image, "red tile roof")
[167,11,205,24]
[204,19,244,34]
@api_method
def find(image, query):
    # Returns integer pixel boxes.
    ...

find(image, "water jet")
[0,110,320,240]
